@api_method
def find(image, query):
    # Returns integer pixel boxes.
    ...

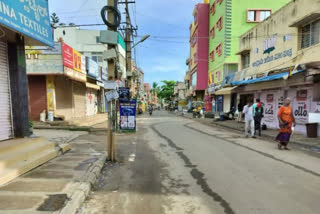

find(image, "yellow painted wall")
[238,0,320,78]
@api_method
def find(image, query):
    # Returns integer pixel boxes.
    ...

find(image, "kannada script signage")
[0,0,54,46]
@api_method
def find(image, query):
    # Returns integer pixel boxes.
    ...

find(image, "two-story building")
[235,0,320,134]
[209,0,291,113]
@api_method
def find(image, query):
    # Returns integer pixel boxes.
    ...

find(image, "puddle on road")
[37,194,69,211]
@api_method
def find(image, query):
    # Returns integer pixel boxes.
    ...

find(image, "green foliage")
[29,120,34,128]
[50,13,60,27]
[151,82,160,96]
[158,80,176,102]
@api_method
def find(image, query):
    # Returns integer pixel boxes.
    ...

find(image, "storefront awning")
[214,86,238,95]
[86,83,100,90]
[232,69,305,86]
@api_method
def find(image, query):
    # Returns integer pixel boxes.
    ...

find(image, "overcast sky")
[49,0,203,85]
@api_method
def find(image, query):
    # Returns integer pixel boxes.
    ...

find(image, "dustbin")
[306,123,318,138]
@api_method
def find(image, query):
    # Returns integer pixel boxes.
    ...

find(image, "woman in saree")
[276,98,296,150]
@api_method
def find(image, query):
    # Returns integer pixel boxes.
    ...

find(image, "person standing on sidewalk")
[237,102,243,122]
[243,100,255,138]
[276,98,296,150]
[254,103,264,136]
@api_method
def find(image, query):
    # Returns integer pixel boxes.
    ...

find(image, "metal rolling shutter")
[73,81,86,118]
[0,41,13,141]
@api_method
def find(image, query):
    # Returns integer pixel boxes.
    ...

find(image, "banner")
[120,101,137,131]
[62,43,73,69]
[0,0,54,47]
[293,90,309,123]
[73,50,82,72]
[264,94,275,124]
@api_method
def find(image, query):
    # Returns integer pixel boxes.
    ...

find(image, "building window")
[216,16,223,31]
[241,52,250,69]
[210,2,216,15]
[191,34,197,47]
[192,72,197,86]
[216,43,222,56]
[247,10,271,22]
[216,70,222,82]
[210,51,215,62]
[301,19,320,49]
[210,26,215,39]
[217,0,223,5]
[193,53,197,64]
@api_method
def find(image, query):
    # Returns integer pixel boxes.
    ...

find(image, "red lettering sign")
[62,43,73,69]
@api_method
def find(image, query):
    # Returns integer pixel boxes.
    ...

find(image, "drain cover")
[37,194,69,211]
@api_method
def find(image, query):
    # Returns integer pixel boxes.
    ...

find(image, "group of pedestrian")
[241,97,296,150]
[242,99,264,138]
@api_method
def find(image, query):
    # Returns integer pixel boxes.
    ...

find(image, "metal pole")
[125,0,132,88]
[107,0,117,162]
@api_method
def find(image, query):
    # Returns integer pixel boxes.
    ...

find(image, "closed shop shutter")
[55,76,73,120]
[73,81,86,118]
[28,76,47,121]
[0,41,13,141]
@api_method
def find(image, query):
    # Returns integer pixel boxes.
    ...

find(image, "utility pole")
[107,0,117,162]
[125,0,132,88]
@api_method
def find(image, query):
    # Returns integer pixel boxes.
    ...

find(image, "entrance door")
[0,41,13,141]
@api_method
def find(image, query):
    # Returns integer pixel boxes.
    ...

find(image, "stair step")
[0,138,45,155]
[0,149,57,186]
[0,140,55,170]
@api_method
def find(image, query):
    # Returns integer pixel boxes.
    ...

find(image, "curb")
[55,153,107,214]
[34,126,109,133]
[180,114,320,154]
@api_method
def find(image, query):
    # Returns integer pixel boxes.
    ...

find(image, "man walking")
[243,100,255,138]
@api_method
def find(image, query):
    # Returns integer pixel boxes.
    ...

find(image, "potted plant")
[29,120,34,134]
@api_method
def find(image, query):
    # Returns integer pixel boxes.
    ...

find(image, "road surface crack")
[151,124,235,214]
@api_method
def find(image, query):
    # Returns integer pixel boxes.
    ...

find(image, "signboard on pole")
[120,100,137,131]
[105,90,119,101]
[119,87,130,101]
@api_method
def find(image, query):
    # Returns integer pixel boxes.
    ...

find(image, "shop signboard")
[86,57,99,79]
[101,67,108,81]
[64,66,86,82]
[120,100,137,131]
[62,43,74,69]
[81,55,86,74]
[73,49,82,72]
[104,81,117,90]
[105,90,119,101]
[119,87,130,101]
[25,42,62,55]
[0,0,54,47]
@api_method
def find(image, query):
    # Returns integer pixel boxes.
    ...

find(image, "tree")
[158,80,176,102]
[50,13,60,28]
[151,82,160,96]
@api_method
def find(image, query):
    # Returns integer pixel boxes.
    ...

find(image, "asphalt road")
[79,111,320,214]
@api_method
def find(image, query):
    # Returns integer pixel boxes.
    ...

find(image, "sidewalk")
[0,131,107,214]
[34,113,108,131]
[181,113,320,153]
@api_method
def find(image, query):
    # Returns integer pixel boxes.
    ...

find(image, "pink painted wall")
[195,3,209,91]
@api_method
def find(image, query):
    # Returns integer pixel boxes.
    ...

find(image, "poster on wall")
[293,90,309,124]
[120,101,137,131]
[264,94,275,124]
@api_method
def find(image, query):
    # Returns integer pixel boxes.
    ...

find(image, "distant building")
[208,0,291,113]
[188,2,209,102]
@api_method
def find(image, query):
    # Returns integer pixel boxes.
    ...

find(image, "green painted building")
[208,0,292,87]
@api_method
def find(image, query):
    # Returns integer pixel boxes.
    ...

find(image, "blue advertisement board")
[0,0,54,47]
[86,57,99,79]
[120,100,136,131]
